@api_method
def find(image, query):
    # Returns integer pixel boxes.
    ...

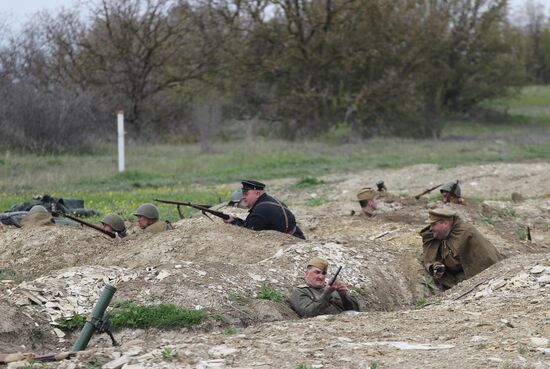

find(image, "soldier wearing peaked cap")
[420,208,504,290]
[289,257,360,318]
[224,180,305,239]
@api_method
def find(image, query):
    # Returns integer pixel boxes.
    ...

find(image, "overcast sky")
[1,0,550,28]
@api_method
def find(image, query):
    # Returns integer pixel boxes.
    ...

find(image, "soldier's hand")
[114,232,122,241]
[223,216,234,224]
[433,263,446,279]
[332,279,350,296]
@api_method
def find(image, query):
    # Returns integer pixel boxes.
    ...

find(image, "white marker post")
[117,111,125,172]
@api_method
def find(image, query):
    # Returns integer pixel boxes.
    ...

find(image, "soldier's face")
[102,223,114,233]
[242,190,261,208]
[137,215,153,229]
[430,219,452,239]
[305,267,327,288]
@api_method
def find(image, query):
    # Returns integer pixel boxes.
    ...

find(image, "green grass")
[109,302,205,329]
[55,313,86,331]
[256,283,283,303]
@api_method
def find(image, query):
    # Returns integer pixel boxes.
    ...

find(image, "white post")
[117,111,125,172]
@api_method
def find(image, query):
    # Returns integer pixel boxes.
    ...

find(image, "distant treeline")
[0,0,549,152]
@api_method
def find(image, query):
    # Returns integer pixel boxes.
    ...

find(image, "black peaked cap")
[241,180,266,191]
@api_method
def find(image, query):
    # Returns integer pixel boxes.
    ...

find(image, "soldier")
[20,205,55,227]
[420,208,504,290]
[356,187,378,217]
[100,213,127,238]
[227,191,247,209]
[440,181,465,205]
[224,180,305,239]
[134,203,173,234]
[289,257,360,318]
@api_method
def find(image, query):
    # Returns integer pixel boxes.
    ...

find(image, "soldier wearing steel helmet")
[100,213,127,238]
[134,203,173,233]
[20,205,55,227]
[289,257,360,318]
[440,181,465,205]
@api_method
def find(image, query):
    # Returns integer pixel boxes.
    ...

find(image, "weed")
[421,276,437,293]
[55,313,86,331]
[223,327,239,335]
[30,328,43,350]
[86,361,101,369]
[517,345,527,355]
[500,363,510,369]
[369,361,378,369]
[256,283,283,303]
[110,302,205,329]
[212,314,226,322]
[228,291,251,305]
[295,364,312,369]
[351,286,364,294]
[291,177,326,189]
[161,346,177,361]
[22,358,36,369]
[304,197,330,207]
[415,296,426,309]
[516,227,528,241]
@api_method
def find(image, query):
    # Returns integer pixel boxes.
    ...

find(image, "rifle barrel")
[61,213,116,238]
[328,266,343,286]
[414,184,443,200]
[154,199,231,220]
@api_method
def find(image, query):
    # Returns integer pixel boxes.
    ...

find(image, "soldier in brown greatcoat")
[289,257,360,318]
[420,208,504,290]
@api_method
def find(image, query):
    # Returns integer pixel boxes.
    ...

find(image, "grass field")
[1,86,550,222]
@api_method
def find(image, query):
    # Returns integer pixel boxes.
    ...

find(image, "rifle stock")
[414,184,443,200]
[154,199,234,221]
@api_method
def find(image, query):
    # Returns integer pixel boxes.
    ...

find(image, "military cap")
[241,180,266,191]
[427,208,457,223]
[356,187,376,201]
[307,257,329,272]
[29,205,48,214]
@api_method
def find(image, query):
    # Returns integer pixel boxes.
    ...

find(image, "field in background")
[1,86,550,222]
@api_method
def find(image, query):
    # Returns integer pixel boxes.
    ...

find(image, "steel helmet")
[134,203,160,220]
[101,213,126,233]
[29,205,48,214]
[440,182,461,198]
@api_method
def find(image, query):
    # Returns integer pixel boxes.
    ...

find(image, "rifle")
[52,205,116,238]
[154,199,236,221]
[414,184,443,200]
[328,266,343,286]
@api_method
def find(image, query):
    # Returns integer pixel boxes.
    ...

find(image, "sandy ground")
[0,161,549,368]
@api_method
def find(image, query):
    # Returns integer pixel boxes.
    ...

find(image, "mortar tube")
[71,285,117,352]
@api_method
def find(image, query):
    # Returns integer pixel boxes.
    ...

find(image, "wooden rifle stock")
[414,184,443,200]
[154,199,232,221]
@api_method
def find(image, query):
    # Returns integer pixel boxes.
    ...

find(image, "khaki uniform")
[289,284,360,318]
[144,220,173,234]
[420,217,504,289]
[20,212,55,227]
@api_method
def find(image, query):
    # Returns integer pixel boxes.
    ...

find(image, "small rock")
[156,271,170,280]
[7,362,27,369]
[207,345,238,358]
[125,346,143,357]
[530,337,549,347]
[121,365,146,369]
[53,328,66,338]
[197,359,226,369]
[530,265,546,274]
[537,275,550,285]
[471,336,488,342]
[102,355,129,369]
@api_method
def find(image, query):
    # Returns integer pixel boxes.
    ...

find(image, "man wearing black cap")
[223,180,305,239]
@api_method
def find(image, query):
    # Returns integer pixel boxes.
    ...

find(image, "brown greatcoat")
[144,220,173,234]
[420,217,504,289]
[20,212,55,227]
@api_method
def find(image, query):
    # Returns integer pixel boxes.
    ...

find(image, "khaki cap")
[357,187,376,201]
[427,208,457,223]
[307,257,329,272]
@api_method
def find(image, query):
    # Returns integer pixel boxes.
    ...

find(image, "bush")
[110,302,205,329]
[256,283,283,303]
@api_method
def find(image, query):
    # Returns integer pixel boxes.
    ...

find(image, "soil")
[0,162,549,368]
